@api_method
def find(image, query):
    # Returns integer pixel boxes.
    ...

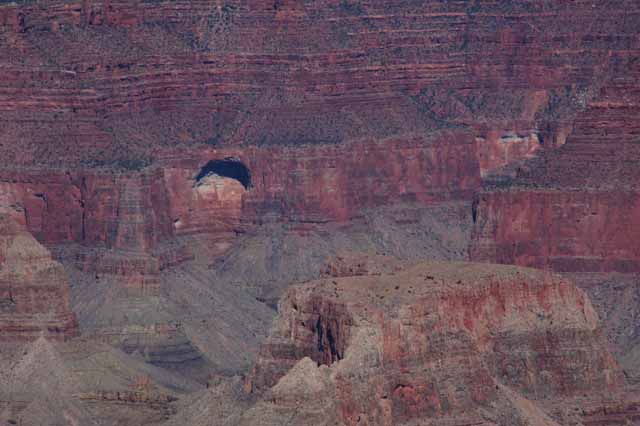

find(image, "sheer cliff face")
[0,0,638,249]
[470,54,640,274]
[470,190,640,273]
[0,215,78,340]
[0,133,479,252]
[231,259,628,426]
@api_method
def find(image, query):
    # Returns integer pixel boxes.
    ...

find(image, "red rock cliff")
[471,53,640,274]
[242,258,631,425]
[0,0,636,170]
[0,0,637,252]
[0,215,78,340]
[471,189,640,273]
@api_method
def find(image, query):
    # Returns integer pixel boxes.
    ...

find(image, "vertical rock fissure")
[315,317,325,354]
[472,196,479,224]
[315,316,343,366]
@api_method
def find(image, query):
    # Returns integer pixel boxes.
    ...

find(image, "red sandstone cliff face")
[0,215,78,340]
[163,131,480,228]
[0,0,636,256]
[0,131,479,254]
[0,0,635,170]
[233,258,632,425]
[471,190,640,273]
[0,169,173,249]
[470,53,640,274]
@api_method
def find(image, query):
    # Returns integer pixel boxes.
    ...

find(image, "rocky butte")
[170,256,640,426]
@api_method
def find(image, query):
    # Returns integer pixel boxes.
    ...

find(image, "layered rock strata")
[0,131,479,252]
[471,53,640,274]
[0,215,78,340]
[182,257,638,425]
[0,336,200,426]
[0,0,637,184]
[0,0,637,268]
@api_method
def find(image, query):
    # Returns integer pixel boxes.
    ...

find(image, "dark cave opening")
[315,317,342,365]
[195,158,252,189]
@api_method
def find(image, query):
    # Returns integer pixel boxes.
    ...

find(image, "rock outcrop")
[0,0,637,246]
[0,336,200,426]
[176,257,638,425]
[249,259,621,395]
[0,215,78,340]
[471,52,640,274]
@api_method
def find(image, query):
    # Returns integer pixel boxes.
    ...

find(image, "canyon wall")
[0,130,479,254]
[471,190,640,273]
[0,168,172,249]
[162,131,479,229]
[0,215,78,340]
[0,0,636,169]
[0,0,637,252]
[0,3,638,423]
[471,52,640,274]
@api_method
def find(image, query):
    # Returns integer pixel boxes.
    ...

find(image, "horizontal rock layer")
[471,52,640,274]
[471,189,640,273]
[0,131,479,254]
[0,0,637,170]
[240,258,632,425]
[0,215,78,340]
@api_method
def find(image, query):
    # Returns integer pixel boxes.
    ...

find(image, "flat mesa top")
[303,259,561,304]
